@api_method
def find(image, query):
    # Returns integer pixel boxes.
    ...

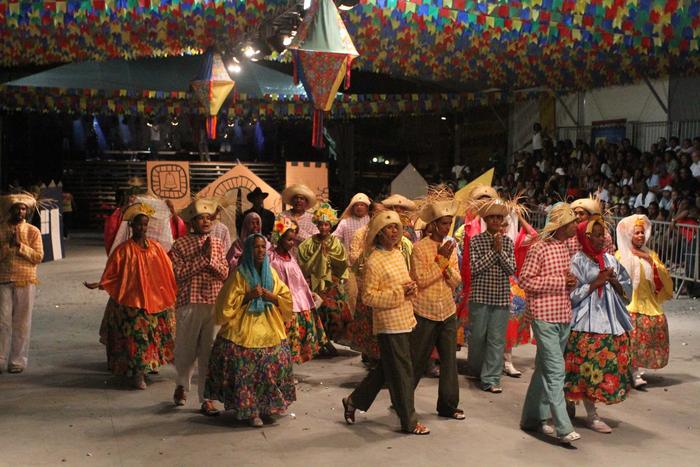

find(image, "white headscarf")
[616,214,653,288]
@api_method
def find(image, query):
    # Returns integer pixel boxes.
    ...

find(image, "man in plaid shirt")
[170,198,229,416]
[466,199,515,393]
[519,203,581,444]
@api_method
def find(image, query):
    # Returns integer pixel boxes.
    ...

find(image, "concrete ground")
[1,238,699,467]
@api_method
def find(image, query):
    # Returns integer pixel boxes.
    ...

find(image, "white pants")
[0,284,36,370]
[174,304,219,403]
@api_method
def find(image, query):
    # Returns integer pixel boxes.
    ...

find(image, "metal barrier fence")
[556,120,700,151]
[527,211,699,296]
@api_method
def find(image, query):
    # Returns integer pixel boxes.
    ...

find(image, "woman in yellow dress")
[616,214,673,388]
[203,233,296,427]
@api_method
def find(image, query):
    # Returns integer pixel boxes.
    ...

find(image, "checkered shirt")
[565,229,615,257]
[0,221,43,286]
[519,238,572,323]
[169,233,229,308]
[282,210,319,244]
[362,248,417,334]
[410,237,461,321]
[469,231,516,306]
[333,215,370,255]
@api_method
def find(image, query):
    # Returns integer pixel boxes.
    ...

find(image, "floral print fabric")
[629,312,670,369]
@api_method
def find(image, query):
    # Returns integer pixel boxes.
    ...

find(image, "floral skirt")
[285,309,328,364]
[564,331,632,405]
[204,337,296,419]
[345,299,380,360]
[100,298,174,377]
[629,312,670,369]
[316,283,352,345]
[505,279,530,351]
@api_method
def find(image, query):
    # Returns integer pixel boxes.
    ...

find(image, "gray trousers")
[0,284,36,370]
[466,302,510,388]
[410,314,460,415]
[350,332,418,432]
[520,320,574,436]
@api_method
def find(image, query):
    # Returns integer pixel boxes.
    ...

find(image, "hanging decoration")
[191,49,235,139]
[288,0,359,148]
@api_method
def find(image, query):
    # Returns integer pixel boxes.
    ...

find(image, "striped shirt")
[469,231,515,306]
[0,220,43,286]
[520,238,572,323]
[363,248,417,334]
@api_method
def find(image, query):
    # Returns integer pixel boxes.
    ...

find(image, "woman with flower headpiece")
[563,216,633,434]
[204,234,295,427]
[615,215,673,389]
[297,203,351,355]
[269,215,328,364]
[84,202,177,389]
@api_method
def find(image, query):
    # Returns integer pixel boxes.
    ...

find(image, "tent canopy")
[5,55,305,98]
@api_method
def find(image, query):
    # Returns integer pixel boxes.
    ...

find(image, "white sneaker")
[559,431,581,444]
[587,416,612,434]
[633,373,648,388]
[503,361,522,378]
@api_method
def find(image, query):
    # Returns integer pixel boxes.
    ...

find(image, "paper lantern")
[288,0,359,148]
[191,50,235,139]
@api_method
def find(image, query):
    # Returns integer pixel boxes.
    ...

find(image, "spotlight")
[243,45,259,58]
[227,63,242,74]
[170,116,179,126]
[384,160,390,165]
[441,116,447,121]
[336,0,359,11]
[371,157,378,163]
[283,35,293,46]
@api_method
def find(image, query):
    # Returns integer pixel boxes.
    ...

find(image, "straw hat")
[540,202,576,235]
[282,184,317,209]
[467,184,498,201]
[365,210,402,250]
[381,194,417,211]
[1,193,37,214]
[179,198,219,222]
[341,193,371,219]
[571,197,601,215]
[419,200,457,225]
[312,202,339,226]
[122,202,156,223]
[478,198,509,218]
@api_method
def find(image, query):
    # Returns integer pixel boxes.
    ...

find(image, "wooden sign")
[146,161,190,210]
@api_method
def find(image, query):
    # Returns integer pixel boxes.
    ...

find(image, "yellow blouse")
[214,268,293,348]
[616,251,673,317]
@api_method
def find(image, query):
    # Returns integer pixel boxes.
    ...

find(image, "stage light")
[441,116,447,121]
[384,160,390,165]
[170,116,179,126]
[283,35,293,46]
[227,63,242,74]
[243,45,259,58]
[372,157,378,163]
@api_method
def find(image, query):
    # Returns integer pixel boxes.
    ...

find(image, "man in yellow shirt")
[0,194,44,373]
[410,199,465,421]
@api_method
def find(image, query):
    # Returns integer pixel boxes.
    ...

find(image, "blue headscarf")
[237,233,274,315]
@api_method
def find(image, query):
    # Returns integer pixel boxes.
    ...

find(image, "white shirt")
[620,177,634,187]
[532,132,542,151]
[634,192,657,209]
[598,188,610,203]
[659,196,673,212]
[691,161,700,178]
[601,163,614,180]
[646,174,660,189]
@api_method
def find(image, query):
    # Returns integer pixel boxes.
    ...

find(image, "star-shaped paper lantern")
[288,0,359,148]
[191,50,235,139]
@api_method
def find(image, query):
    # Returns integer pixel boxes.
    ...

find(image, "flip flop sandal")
[439,409,466,420]
[404,423,430,435]
[342,397,356,425]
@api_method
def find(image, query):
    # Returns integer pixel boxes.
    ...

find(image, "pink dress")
[269,249,315,313]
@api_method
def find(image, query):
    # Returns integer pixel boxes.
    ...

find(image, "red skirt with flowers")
[100,298,174,377]
[564,331,632,405]
[317,283,352,345]
[285,309,328,364]
[345,299,380,360]
[629,312,670,369]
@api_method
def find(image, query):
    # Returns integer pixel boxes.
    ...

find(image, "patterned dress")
[269,248,328,363]
[564,253,634,405]
[97,239,177,376]
[297,235,351,345]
